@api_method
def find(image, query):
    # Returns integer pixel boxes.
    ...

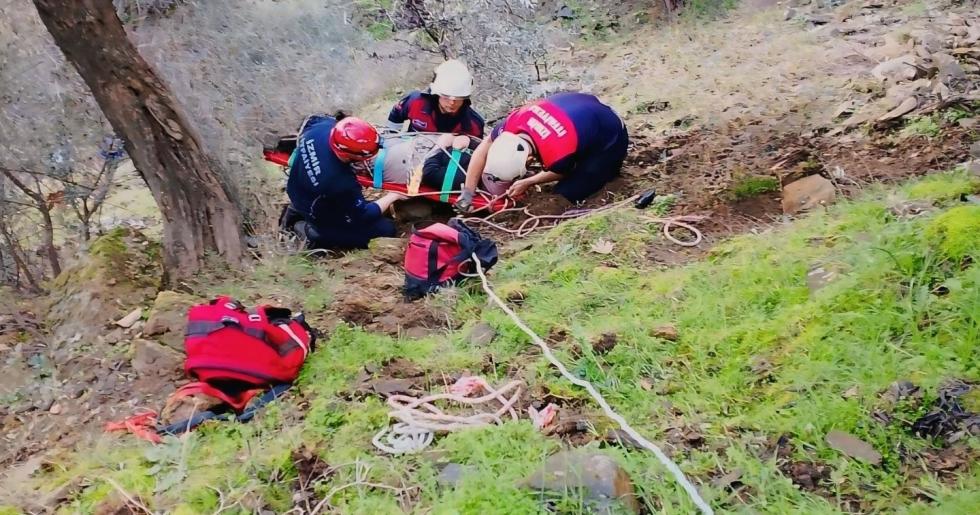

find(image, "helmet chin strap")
[518,133,536,156]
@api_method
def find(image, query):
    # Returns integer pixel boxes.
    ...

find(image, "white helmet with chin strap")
[429,59,474,98]
[482,131,531,194]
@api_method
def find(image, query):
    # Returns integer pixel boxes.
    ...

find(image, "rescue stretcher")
[262,132,517,213]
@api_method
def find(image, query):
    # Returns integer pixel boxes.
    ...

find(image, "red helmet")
[329,117,380,162]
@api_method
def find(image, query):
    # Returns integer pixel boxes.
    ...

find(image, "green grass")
[901,114,942,139]
[353,0,396,41]
[728,175,780,201]
[22,171,980,513]
[681,0,740,20]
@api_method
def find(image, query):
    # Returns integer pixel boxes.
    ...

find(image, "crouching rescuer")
[286,115,406,249]
[455,92,629,212]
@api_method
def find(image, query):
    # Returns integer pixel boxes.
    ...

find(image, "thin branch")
[104,477,154,515]
[0,168,45,204]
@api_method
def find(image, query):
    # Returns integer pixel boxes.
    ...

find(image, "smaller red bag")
[403,220,498,299]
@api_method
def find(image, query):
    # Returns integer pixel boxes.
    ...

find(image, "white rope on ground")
[470,257,715,515]
[372,378,524,454]
[371,423,434,454]
[386,379,523,432]
[458,194,707,243]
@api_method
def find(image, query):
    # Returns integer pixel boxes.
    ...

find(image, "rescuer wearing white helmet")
[387,59,485,138]
[455,92,629,212]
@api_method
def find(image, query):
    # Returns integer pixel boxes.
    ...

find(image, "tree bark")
[38,202,61,277]
[32,0,245,283]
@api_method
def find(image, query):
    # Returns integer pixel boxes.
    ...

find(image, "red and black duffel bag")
[181,296,316,410]
[404,219,498,300]
[106,296,317,443]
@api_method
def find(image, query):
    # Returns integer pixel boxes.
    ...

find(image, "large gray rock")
[131,339,182,376]
[143,290,198,350]
[520,450,640,514]
[781,175,836,215]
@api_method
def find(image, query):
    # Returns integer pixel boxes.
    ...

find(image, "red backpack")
[404,219,498,299]
[182,296,316,410]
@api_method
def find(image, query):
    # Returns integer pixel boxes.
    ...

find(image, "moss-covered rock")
[44,228,162,347]
[905,172,980,202]
[926,204,980,261]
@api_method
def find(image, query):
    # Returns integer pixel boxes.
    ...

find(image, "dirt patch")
[328,263,455,338]
[591,333,619,355]
[544,411,597,447]
[291,445,332,509]
[344,357,451,401]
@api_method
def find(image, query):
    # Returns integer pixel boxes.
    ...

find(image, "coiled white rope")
[371,422,434,454]
[470,256,715,515]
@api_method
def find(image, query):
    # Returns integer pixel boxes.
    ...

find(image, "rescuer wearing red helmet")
[286,114,406,248]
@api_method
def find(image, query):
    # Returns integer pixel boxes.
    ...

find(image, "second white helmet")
[430,59,474,98]
[485,132,531,183]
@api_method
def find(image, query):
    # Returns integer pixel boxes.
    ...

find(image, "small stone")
[804,14,832,26]
[970,142,980,159]
[652,324,679,342]
[958,117,977,129]
[555,5,576,20]
[467,322,496,346]
[806,265,838,293]
[932,53,966,80]
[711,468,743,490]
[437,463,476,487]
[371,378,416,397]
[49,402,63,415]
[882,379,919,403]
[825,430,882,465]
[403,326,431,339]
[842,386,860,399]
[871,55,923,83]
[603,429,645,451]
[103,328,124,345]
[115,307,142,328]
[521,450,640,514]
[781,175,836,215]
[783,8,797,21]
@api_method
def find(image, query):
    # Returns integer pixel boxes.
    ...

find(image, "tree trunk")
[32,0,245,283]
[35,203,61,277]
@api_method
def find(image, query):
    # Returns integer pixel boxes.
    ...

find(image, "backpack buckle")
[248,313,262,322]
